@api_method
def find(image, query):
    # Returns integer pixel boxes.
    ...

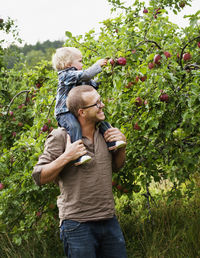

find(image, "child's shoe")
[75,155,92,166]
[114,140,126,150]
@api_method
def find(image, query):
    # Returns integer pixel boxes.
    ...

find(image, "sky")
[1,0,200,46]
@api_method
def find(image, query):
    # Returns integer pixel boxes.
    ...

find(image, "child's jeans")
[56,112,115,148]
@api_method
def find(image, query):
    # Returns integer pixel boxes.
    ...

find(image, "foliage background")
[0,0,200,257]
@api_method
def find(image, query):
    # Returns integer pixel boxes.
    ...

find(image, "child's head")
[52,47,82,71]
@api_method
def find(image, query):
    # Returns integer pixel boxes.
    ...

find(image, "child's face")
[70,52,83,70]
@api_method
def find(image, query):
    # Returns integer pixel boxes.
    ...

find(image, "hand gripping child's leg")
[99,121,126,150]
[56,112,91,165]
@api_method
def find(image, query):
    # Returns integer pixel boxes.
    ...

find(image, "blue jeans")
[56,112,115,148]
[60,216,127,258]
[56,112,82,143]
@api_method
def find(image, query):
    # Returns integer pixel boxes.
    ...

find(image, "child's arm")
[80,59,108,82]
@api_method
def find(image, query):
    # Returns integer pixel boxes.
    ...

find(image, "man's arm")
[32,130,87,185]
[103,127,126,170]
[112,147,126,170]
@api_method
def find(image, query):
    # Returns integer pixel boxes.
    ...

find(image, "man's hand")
[96,59,108,67]
[64,134,87,161]
[40,134,87,185]
[103,128,126,151]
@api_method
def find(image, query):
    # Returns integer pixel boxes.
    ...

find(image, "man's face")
[82,90,105,123]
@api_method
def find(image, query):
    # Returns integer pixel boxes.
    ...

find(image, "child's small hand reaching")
[96,59,108,67]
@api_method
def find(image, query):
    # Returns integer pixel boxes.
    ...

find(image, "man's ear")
[78,108,86,117]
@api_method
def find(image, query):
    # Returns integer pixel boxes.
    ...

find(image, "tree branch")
[179,36,200,69]
[5,90,31,119]
[136,40,162,50]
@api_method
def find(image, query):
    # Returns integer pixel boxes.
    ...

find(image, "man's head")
[52,47,83,71]
[67,86,105,123]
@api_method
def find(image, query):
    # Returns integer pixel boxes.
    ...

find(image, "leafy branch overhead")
[0,0,200,248]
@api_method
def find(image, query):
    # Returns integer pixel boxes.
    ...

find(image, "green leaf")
[65,31,72,38]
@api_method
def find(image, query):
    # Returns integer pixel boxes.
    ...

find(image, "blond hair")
[67,85,95,117]
[52,47,81,71]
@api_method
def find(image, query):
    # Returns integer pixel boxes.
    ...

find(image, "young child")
[52,47,126,165]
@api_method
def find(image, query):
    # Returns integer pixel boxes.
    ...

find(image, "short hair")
[52,47,81,71]
[67,85,95,117]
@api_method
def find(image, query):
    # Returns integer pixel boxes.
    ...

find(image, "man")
[32,85,127,258]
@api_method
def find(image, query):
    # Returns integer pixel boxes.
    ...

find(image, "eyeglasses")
[82,99,103,109]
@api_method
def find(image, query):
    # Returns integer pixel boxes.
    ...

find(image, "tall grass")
[1,184,200,257]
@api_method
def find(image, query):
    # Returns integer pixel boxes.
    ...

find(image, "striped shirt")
[32,127,118,225]
[55,64,102,116]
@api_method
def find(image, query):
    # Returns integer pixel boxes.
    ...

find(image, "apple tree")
[0,0,200,251]
[64,0,200,197]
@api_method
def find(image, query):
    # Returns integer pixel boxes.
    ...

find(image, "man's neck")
[81,121,96,143]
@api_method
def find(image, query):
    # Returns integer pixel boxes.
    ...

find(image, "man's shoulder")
[48,127,67,141]
[45,127,67,148]
[51,127,67,136]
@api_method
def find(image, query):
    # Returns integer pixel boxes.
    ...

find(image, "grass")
[1,181,200,258]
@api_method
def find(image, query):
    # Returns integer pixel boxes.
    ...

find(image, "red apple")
[140,75,147,82]
[26,97,30,103]
[9,111,14,116]
[135,76,139,82]
[116,57,127,66]
[155,8,162,14]
[18,122,23,127]
[143,8,148,13]
[36,211,42,217]
[160,93,169,102]
[148,62,154,69]
[197,42,200,48]
[116,185,123,191]
[183,53,191,61]
[112,181,117,186]
[144,100,148,105]
[164,51,171,58]
[134,122,141,130]
[41,124,48,132]
[154,54,162,64]
[36,83,42,88]
[49,203,55,209]
[125,82,134,89]
[18,104,23,109]
[131,49,136,54]
[135,97,143,106]
[109,58,115,66]
[12,132,17,137]
[0,183,4,190]
[123,188,129,193]
[179,1,185,8]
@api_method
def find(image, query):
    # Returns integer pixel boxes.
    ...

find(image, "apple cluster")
[109,57,127,66]
[0,182,4,190]
[112,180,129,193]
[40,119,54,134]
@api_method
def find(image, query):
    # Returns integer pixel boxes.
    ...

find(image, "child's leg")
[99,121,115,148]
[56,112,82,143]
[56,112,91,165]
[99,121,126,150]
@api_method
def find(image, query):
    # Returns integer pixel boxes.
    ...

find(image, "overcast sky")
[1,0,200,46]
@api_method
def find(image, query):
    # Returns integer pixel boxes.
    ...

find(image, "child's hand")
[96,59,108,67]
